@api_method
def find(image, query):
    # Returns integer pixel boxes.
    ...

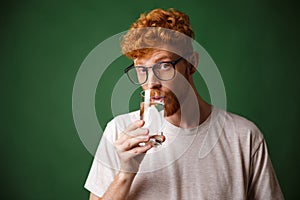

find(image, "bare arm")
[89,192,102,200]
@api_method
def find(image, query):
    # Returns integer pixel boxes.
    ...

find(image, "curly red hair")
[121,8,194,59]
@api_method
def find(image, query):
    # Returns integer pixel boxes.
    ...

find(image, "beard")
[164,89,180,117]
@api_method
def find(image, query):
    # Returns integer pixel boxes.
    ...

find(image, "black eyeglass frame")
[124,56,184,85]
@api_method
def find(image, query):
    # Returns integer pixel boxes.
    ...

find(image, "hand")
[114,120,153,173]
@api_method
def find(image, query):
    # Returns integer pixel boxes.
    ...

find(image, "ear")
[188,52,199,75]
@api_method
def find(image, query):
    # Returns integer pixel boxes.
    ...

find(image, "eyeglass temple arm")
[124,63,134,73]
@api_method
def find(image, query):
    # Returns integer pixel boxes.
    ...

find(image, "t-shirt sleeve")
[247,138,285,200]
[84,120,120,197]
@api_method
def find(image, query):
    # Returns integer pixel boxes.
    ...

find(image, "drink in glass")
[140,89,165,147]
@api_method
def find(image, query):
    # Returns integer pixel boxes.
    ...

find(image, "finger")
[119,135,150,151]
[116,120,144,144]
[124,120,144,133]
[117,128,149,145]
[128,143,153,155]
[128,127,149,136]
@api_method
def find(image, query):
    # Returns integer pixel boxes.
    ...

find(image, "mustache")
[140,89,180,118]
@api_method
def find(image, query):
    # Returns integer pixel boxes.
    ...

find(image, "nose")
[146,69,161,89]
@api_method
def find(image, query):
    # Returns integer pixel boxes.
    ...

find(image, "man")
[85,8,284,200]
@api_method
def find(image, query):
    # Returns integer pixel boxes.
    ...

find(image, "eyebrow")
[135,55,174,66]
[154,56,173,63]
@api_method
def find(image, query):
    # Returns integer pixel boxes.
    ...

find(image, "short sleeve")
[247,139,285,200]
[84,120,120,197]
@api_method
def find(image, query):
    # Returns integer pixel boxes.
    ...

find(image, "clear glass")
[139,89,165,147]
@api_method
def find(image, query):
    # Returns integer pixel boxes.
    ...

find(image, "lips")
[151,96,164,103]
[149,89,164,102]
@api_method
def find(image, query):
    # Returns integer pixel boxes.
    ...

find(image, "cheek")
[164,75,187,92]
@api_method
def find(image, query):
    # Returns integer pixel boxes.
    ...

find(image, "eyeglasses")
[124,56,184,85]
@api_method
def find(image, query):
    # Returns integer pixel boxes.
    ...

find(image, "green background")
[2,0,299,199]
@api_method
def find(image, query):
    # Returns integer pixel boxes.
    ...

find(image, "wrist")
[117,171,136,183]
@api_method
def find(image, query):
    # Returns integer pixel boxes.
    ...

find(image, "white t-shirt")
[84,108,284,200]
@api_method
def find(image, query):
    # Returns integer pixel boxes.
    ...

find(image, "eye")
[136,67,147,74]
[158,63,172,71]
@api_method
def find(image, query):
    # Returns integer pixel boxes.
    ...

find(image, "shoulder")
[98,110,140,149]
[225,110,261,135]
[110,110,140,130]
[215,108,264,151]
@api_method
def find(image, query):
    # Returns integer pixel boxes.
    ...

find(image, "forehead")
[134,50,178,65]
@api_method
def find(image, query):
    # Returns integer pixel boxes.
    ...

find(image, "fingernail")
[143,129,149,134]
